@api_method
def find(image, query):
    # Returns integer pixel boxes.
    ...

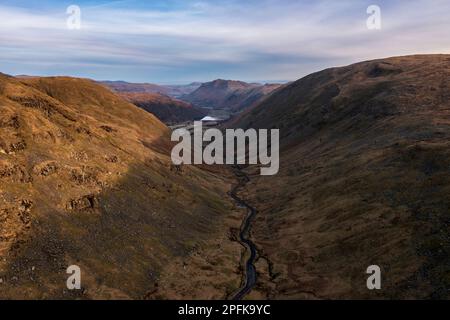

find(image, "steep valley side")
[0,75,243,299]
[231,55,450,299]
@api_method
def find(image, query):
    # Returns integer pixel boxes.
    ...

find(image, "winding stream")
[229,166,258,300]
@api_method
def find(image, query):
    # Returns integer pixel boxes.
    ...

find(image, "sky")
[1,0,450,84]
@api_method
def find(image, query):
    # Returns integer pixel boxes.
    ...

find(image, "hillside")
[100,81,201,98]
[230,55,450,299]
[181,79,281,113]
[119,92,206,125]
[0,75,243,299]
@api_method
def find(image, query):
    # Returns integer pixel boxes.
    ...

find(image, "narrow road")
[229,166,258,300]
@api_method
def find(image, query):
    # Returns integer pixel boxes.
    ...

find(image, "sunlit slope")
[0,75,240,299]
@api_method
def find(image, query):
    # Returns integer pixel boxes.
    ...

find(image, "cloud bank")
[1,0,449,83]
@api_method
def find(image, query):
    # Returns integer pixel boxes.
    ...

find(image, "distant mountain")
[100,80,201,98]
[165,82,203,98]
[230,55,450,299]
[181,79,281,113]
[119,92,206,125]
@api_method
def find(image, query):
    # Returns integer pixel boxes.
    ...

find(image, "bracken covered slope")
[0,75,242,299]
[231,55,450,299]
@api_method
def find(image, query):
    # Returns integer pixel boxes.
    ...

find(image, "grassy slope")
[232,55,450,299]
[0,75,241,299]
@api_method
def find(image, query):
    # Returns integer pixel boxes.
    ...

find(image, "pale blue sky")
[1,0,449,83]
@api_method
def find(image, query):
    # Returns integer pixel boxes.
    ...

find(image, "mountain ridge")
[100,80,202,98]
[181,79,281,112]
